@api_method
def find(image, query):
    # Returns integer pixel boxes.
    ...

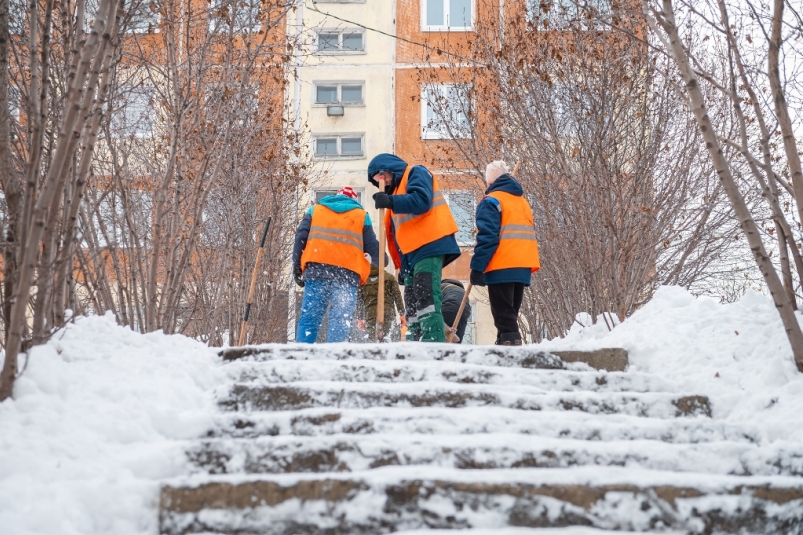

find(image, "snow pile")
[541,286,803,442]
[1,286,803,534]
[0,313,220,535]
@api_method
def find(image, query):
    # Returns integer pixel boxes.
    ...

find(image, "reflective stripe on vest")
[307,227,363,249]
[485,191,540,273]
[301,204,371,284]
[499,223,538,242]
[388,165,459,254]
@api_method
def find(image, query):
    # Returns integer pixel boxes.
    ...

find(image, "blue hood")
[309,194,364,214]
[485,174,523,196]
[367,153,409,189]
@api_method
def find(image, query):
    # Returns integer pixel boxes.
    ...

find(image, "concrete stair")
[159,345,803,534]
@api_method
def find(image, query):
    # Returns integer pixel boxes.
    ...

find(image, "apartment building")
[288,0,500,343]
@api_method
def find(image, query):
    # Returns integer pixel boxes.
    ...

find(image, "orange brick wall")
[395,0,497,64]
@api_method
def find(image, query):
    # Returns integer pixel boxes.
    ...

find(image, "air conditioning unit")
[327,105,344,117]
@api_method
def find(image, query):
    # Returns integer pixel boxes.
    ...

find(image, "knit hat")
[337,186,358,200]
[485,160,509,185]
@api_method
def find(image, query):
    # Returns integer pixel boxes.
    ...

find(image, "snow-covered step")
[158,466,803,534]
[395,530,687,535]
[223,359,670,393]
[395,530,686,535]
[206,407,760,443]
[187,433,803,477]
[220,344,629,372]
[217,381,711,418]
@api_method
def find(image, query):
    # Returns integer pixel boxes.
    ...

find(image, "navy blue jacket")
[368,153,460,278]
[470,174,533,286]
[293,195,381,286]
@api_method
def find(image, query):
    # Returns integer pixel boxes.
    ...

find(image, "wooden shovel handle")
[446,282,473,343]
[375,178,386,342]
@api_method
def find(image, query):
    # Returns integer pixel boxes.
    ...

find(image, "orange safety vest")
[301,204,371,284]
[485,191,540,273]
[383,165,459,255]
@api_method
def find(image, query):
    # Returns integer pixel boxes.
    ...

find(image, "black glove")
[373,192,393,209]
[294,265,305,288]
[470,269,486,287]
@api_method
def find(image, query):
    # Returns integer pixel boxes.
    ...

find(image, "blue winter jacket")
[470,174,533,286]
[293,194,382,286]
[367,153,461,278]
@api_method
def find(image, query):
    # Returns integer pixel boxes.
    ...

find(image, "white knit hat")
[485,160,509,185]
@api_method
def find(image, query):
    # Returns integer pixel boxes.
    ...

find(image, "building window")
[527,0,612,29]
[112,85,155,138]
[9,0,25,35]
[314,82,365,106]
[312,134,365,159]
[314,189,364,204]
[444,191,475,245]
[315,29,365,53]
[9,85,20,121]
[422,0,474,31]
[208,0,262,33]
[127,2,160,33]
[421,84,472,140]
[462,299,476,344]
[82,0,161,33]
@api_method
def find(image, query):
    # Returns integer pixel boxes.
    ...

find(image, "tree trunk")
[645,0,803,372]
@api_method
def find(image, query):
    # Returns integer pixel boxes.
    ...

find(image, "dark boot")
[499,332,522,346]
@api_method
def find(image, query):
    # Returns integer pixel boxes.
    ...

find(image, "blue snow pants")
[296,279,358,343]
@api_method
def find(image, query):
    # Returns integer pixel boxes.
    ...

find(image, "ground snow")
[540,286,803,442]
[0,313,220,535]
[0,287,802,534]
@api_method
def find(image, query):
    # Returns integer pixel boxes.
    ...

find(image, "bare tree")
[0,0,312,400]
[641,0,803,371]
[0,0,126,401]
[73,0,308,343]
[416,0,737,341]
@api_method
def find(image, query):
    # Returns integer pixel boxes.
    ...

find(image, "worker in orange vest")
[470,161,540,345]
[368,153,461,342]
[293,187,382,343]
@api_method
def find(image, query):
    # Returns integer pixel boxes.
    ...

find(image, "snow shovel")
[375,177,387,342]
[445,282,472,344]
[238,217,272,346]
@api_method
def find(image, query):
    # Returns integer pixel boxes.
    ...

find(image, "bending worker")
[354,264,406,342]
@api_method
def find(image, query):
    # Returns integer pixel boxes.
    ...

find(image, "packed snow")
[539,286,803,442]
[0,312,220,535]
[1,287,803,534]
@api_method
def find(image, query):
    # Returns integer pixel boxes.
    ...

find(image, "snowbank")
[540,286,803,442]
[0,313,220,535]
[1,287,803,534]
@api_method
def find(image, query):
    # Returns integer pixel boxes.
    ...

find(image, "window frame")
[311,133,366,160]
[461,298,477,344]
[111,83,156,139]
[443,190,476,246]
[526,0,612,30]
[314,188,365,204]
[314,28,367,55]
[312,81,366,107]
[207,0,263,34]
[420,83,473,140]
[83,0,162,34]
[421,0,475,32]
